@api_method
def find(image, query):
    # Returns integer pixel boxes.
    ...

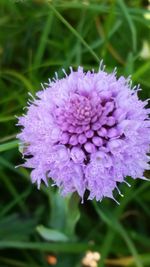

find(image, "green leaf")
[65,193,80,237]
[49,192,67,231]
[36,225,69,242]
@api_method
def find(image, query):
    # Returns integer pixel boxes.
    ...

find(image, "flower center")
[55,92,119,154]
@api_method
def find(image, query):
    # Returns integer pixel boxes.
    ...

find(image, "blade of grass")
[117,0,137,52]
[75,10,86,65]
[54,2,149,17]
[132,61,150,81]
[94,203,143,267]
[0,170,28,213]
[131,231,150,248]
[0,140,18,152]
[0,187,31,217]
[0,240,97,253]
[0,257,40,267]
[0,116,15,122]
[96,180,150,267]
[95,16,125,64]
[83,19,122,53]
[0,70,34,93]
[48,4,100,63]
[33,11,53,67]
[105,254,150,266]
[0,134,17,143]
[54,2,109,14]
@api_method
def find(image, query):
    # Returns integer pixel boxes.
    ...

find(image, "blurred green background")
[0,0,150,267]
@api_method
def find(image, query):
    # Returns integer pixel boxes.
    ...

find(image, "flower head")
[17,65,150,202]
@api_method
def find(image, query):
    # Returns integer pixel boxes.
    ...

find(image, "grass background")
[0,0,150,266]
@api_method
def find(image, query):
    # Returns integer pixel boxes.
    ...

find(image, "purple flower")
[17,65,150,202]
